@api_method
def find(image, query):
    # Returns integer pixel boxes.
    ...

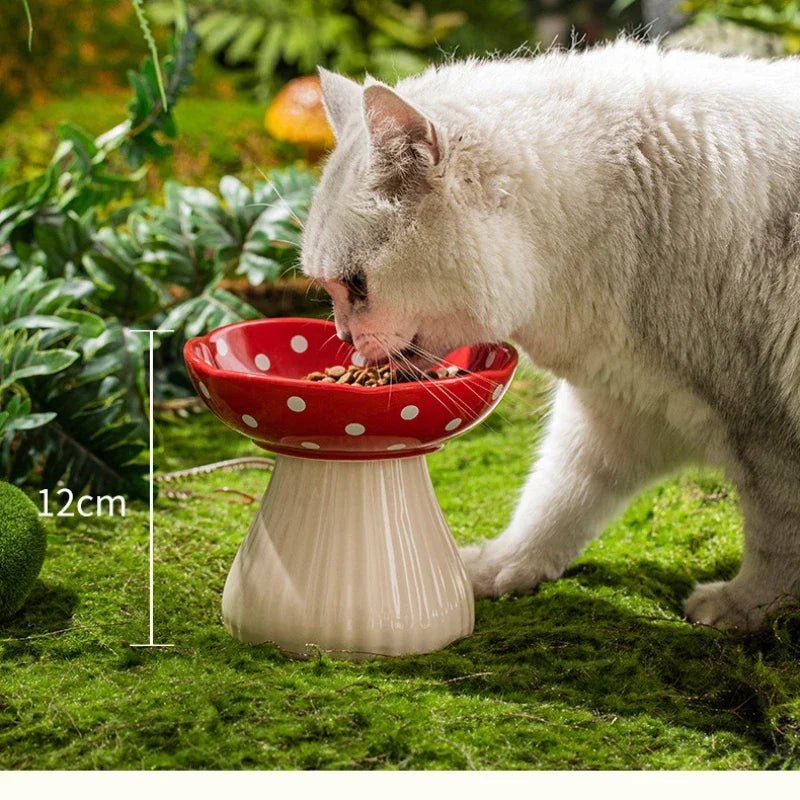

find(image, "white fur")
[303,41,800,630]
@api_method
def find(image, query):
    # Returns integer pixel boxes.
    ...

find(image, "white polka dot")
[287,396,306,412]
[387,443,407,451]
[445,417,462,431]
[484,351,496,369]
[345,423,365,436]
[400,404,419,421]
[301,441,320,450]
[242,414,258,428]
[351,351,366,367]
[198,381,210,399]
[254,353,271,371]
[290,335,308,353]
[492,384,504,401]
[216,339,229,357]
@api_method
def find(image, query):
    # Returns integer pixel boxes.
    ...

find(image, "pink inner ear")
[363,85,440,165]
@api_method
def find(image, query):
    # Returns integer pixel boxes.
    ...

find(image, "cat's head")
[301,68,525,370]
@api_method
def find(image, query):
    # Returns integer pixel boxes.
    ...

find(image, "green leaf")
[256,23,286,77]
[57,309,105,338]
[132,0,169,111]
[1,320,150,498]
[610,0,640,13]
[0,347,79,390]
[57,122,99,160]
[0,394,46,436]
[220,176,252,214]
[199,12,245,55]
[82,237,165,321]
[236,252,282,285]
[159,297,202,333]
[4,315,78,333]
[226,17,266,64]
[4,411,57,433]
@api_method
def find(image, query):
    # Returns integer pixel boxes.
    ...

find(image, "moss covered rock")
[0,482,47,619]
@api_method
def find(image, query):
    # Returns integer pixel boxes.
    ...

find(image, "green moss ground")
[2,360,800,769]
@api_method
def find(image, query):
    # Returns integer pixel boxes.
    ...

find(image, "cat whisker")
[391,351,456,416]
[377,338,395,410]
[358,332,409,411]
[252,166,306,231]
[278,260,302,282]
[404,341,517,428]
[319,331,339,350]
[404,341,502,404]
[268,238,304,248]
[318,331,355,368]
[393,350,477,420]
[242,203,304,231]
[407,339,532,417]
[398,350,479,416]
[403,340,498,388]
[306,278,326,302]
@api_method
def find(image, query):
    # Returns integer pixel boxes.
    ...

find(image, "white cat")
[300,40,800,630]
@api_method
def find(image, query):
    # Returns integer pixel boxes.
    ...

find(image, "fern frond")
[132,0,169,111]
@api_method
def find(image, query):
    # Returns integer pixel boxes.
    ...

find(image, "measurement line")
[130,329,174,649]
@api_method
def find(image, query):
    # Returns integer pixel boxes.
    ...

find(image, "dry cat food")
[303,363,463,387]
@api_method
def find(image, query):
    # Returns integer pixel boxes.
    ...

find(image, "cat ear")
[362,84,441,172]
[318,67,362,140]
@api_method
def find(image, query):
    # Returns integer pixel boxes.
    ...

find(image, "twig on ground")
[0,621,127,643]
[156,456,275,501]
[440,671,494,684]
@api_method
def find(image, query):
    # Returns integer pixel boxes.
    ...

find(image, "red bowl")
[184,318,518,460]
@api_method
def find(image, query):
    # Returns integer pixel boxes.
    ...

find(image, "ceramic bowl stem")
[222,454,474,658]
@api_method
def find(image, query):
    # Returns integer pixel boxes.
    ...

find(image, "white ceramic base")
[221,454,474,658]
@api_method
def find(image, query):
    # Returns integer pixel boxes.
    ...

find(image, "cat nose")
[320,280,354,342]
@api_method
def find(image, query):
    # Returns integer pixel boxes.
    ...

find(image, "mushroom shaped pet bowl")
[185,318,518,658]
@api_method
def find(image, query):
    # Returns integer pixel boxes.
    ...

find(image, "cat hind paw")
[683,581,767,631]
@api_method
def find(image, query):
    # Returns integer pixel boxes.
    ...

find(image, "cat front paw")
[459,543,559,599]
[683,581,768,631]
[459,545,504,598]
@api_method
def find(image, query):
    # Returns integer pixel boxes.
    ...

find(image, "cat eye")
[343,270,368,302]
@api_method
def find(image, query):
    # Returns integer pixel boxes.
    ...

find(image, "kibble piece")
[303,361,468,386]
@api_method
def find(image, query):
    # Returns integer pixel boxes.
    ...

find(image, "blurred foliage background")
[1,1,645,124]
[0,0,651,197]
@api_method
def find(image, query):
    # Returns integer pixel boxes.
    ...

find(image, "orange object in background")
[265,75,335,159]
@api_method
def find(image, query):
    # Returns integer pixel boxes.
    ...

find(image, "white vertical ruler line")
[130,328,174,649]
